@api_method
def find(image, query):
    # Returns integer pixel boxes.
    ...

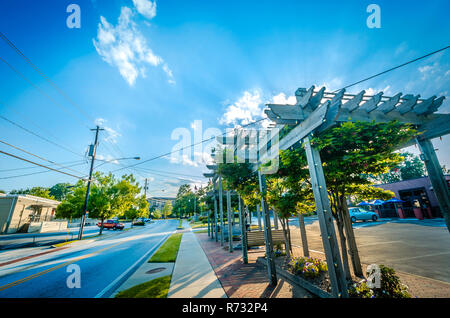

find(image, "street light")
[77,155,140,240]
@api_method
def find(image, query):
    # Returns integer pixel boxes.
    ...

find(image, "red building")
[373,175,450,219]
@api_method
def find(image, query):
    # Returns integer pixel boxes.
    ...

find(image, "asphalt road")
[288,217,450,283]
[0,226,102,250]
[0,219,178,298]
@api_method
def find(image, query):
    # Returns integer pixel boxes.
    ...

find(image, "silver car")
[348,207,378,222]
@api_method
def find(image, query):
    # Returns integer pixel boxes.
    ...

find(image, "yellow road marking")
[0,241,124,292]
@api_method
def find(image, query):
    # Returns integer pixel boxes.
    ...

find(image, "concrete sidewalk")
[168,222,227,298]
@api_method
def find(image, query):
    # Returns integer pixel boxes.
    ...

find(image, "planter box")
[256,257,332,298]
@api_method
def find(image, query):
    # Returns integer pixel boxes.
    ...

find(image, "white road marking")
[392,251,450,262]
[358,241,402,247]
[94,230,174,298]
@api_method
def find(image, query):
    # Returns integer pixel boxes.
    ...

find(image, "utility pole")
[78,126,104,240]
[144,179,148,198]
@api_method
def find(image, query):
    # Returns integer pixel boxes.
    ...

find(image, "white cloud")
[271,92,296,105]
[316,78,343,92]
[132,0,157,19]
[169,154,198,167]
[168,151,213,167]
[219,89,265,126]
[93,6,174,86]
[418,65,433,73]
[364,85,391,96]
[96,154,119,165]
[95,118,121,144]
[418,62,439,81]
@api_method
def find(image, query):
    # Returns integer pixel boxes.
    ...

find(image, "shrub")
[348,264,411,298]
[348,281,374,298]
[273,249,286,257]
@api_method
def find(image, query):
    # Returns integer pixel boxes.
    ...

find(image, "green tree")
[152,209,162,219]
[162,201,173,219]
[399,153,426,180]
[308,120,417,279]
[375,152,426,183]
[49,183,72,201]
[55,180,87,219]
[173,185,197,218]
[88,172,115,235]
[56,172,146,235]
[124,195,149,222]
[11,187,55,200]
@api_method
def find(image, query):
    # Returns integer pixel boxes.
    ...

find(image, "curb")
[95,230,174,298]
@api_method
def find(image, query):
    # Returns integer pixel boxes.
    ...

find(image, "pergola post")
[239,194,248,264]
[207,210,210,237]
[273,210,279,229]
[258,170,277,286]
[304,135,348,298]
[227,190,233,252]
[298,213,309,257]
[219,175,225,246]
[417,137,450,231]
[257,204,262,231]
[213,180,219,241]
[342,200,363,277]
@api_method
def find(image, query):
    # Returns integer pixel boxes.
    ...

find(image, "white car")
[348,207,378,222]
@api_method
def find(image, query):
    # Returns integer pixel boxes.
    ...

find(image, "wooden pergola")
[212,85,449,298]
[264,86,449,229]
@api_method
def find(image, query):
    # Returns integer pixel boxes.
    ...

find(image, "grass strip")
[115,275,171,298]
[148,233,182,263]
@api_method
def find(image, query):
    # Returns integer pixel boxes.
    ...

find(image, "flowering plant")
[289,257,328,279]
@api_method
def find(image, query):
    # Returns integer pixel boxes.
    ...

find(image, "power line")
[0,56,90,129]
[134,166,206,179]
[0,111,84,157]
[0,139,87,175]
[111,118,268,173]
[112,46,450,175]
[0,150,85,179]
[0,162,88,180]
[0,31,95,123]
[132,167,204,182]
[0,159,86,172]
[335,45,450,92]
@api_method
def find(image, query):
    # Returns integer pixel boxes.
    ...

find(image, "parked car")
[132,218,146,226]
[97,219,125,230]
[348,207,378,222]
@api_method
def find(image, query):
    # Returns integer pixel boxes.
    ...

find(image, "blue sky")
[0,0,449,197]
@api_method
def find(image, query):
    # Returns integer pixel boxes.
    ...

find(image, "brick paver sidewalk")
[196,232,312,298]
[197,229,450,298]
